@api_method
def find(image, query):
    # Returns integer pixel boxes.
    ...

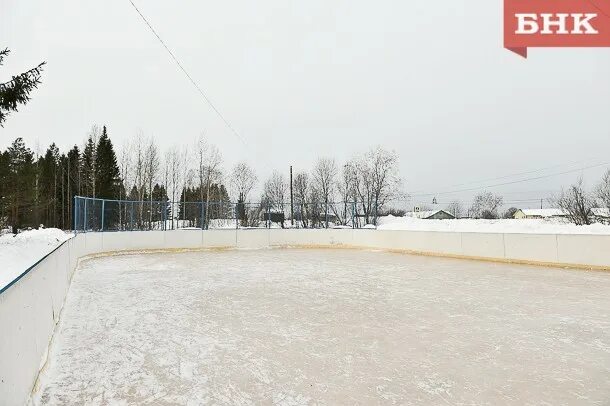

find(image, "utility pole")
[290,166,294,226]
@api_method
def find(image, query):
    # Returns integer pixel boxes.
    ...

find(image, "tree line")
[0,125,403,231]
[0,126,121,231]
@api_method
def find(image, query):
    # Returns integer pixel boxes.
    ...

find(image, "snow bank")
[0,228,73,290]
[376,215,610,234]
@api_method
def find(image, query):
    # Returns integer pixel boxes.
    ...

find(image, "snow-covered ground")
[376,215,610,234]
[0,228,72,290]
[32,249,610,405]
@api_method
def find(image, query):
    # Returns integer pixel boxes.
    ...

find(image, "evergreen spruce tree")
[5,138,36,231]
[39,143,60,227]
[0,150,10,227]
[0,48,45,126]
[95,126,121,199]
[82,134,96,197]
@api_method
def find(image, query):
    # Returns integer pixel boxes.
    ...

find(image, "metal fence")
[73,196,380,232]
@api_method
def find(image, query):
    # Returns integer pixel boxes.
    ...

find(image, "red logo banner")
[504,0,610,57]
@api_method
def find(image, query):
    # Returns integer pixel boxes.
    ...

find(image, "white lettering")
[516,14,539,34]
[571,13,598,34]
[540,13,569,34]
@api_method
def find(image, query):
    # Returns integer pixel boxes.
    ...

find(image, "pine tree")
[5,138,36,231]
[0,48,45,126]
[0,150,10,228]
[67,145,81,227]
[82,134,97,197]
[95,126,121,199]
[39,143,60,227]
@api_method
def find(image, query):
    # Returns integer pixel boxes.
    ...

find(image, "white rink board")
[1,228,610,405]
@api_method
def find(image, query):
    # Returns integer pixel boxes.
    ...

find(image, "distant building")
[591,208,610,222]
[405,209,455,220]
[513,209,566,219]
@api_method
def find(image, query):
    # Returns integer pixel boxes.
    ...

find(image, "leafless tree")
[164,146,184,229]
[118,140,132,229]
[144,137,160,228]
[369,147,401,214]
[230,162,258,227]
[469,192,503,219]
[348,147,401,225]
[503,207,519,219]
[557,178,594,225]
[230,161,258,203]
[181,146,193,226]
[313,158,338,227]
[446,200,463,218]
[195,136,223,228]
[596,169,610,216]
[293,171,311,227]
[131,132,148,225]
[262,171,287,211]
[332,164,356,226]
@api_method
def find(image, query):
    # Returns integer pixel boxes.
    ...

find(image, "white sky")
[1,0,609,208]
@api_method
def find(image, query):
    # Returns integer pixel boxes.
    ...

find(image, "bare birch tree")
[313,158,338,227]
[230,162,258,203]
[347,147,401,225]
[144,137,160,228]
[195,136,222,228]
[293,171,311,227]
[131,132,147,225]
[596,169,610,220]
[262,171,287,210]
[332,163,356,226]
[118,139,132,229]
[164,146,184,229]
[469,192,503,219]
[557,177,594,225]
[446,200,463,218]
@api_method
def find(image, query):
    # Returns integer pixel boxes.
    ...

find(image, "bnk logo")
[504,0,610,58]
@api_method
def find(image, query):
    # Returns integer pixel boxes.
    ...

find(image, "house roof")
[405,209,455,219]
[517,208,609,218]
[592,207,610,217]
[518,209,566,217]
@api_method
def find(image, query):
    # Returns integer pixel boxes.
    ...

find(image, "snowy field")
[0,229,72,290]
[32,249,610,405]
[376,215,610,234]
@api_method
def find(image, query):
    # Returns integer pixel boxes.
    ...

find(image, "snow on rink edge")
[0,229,73,291]
[376,215,610,234]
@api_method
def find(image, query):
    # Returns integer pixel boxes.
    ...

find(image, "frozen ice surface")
[32,249,610,405]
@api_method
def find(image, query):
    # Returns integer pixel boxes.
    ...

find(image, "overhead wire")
[127,0,247,146]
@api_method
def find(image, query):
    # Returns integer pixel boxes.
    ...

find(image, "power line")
[409,156,606,195]
[409,161,610,198]
[127,0,246,145]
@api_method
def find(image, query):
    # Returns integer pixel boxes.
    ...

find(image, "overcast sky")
[1,0,609,208]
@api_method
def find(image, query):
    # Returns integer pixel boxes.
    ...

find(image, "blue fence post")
[130,201,134,231]
[83,198,88,232]
[101,199,105,232]
[73,196,77,233]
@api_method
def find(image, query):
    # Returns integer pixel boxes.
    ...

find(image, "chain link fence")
[73,196,381,232]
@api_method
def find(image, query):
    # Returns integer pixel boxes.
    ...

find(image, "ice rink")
[32,249,610,405]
